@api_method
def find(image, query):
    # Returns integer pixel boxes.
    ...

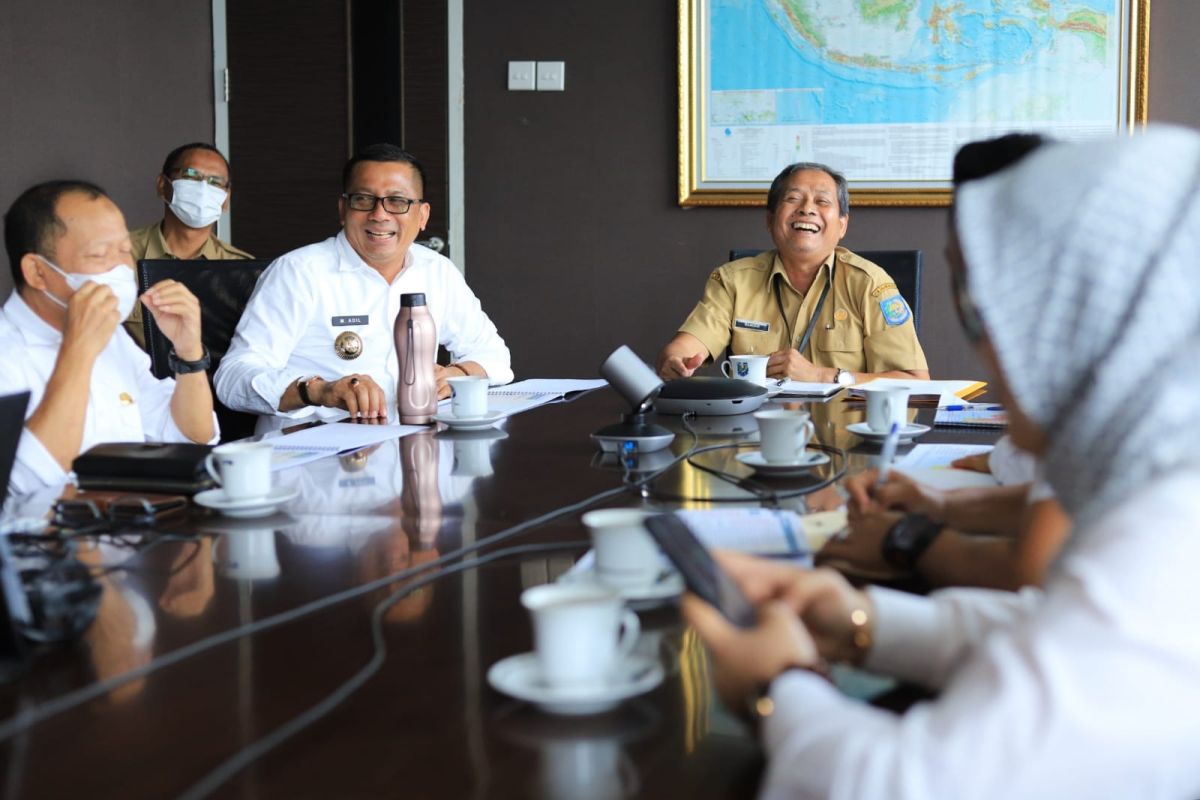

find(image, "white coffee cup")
[581,508,660,588]
[754,409,816,464]
[448,375,489,418]
[205,441,273,500]
[720,354,769,387]
[862,384,911,433]
[521,583,641,689]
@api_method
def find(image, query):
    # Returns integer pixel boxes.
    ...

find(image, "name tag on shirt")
[734,318,770,332]
[332,315,369,327]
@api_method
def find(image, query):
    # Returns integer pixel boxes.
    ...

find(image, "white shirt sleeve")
[122,335,219,444]
[758,476,1200,800]
[213,257,315,416]
[437,264,513,385]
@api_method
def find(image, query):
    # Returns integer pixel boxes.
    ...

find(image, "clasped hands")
[681,551,873,724]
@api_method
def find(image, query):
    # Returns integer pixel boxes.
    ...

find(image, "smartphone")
[644,513,757,629]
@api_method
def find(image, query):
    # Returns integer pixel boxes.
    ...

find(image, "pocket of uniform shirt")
[815,327,863,353]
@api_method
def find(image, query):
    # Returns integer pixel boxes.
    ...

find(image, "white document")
[268,422,425,471]
[894,444,999,490]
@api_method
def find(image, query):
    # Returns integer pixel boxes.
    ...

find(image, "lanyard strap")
[774,260,835,356]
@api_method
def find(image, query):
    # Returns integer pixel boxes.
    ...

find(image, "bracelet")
[847,604,873,665]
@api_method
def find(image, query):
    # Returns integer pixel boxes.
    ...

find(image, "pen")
[941,404,1005,411]
[875,421,900,488]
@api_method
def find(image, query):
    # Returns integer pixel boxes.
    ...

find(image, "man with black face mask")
[0,180,218,498]
[124,143,253,348]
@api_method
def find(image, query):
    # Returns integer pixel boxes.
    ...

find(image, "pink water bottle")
[394,292,438,424]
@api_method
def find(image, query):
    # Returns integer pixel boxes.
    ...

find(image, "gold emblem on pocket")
[334,331,363,360]
[833,309,849,322]
[118,392,135,406]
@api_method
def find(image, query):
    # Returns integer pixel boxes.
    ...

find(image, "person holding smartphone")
[683,129,1200,799]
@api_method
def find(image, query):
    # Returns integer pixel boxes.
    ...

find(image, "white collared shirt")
[759,471,1200,800]
[0,292,219,497]
[214,233,513,420]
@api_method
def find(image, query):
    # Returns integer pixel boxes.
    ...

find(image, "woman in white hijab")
[683,126,1200,800]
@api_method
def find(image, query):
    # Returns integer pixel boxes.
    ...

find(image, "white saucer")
[433,410,505,430]
[487,653,664,716]
[557,566,685,606]
[193,486,299,518]
[846,421,931,442]
[736,449,830,476]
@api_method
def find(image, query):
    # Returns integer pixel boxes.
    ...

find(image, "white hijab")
[955,126,1200,524]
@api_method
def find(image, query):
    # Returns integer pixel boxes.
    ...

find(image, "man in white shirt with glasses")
[215,144,512,428]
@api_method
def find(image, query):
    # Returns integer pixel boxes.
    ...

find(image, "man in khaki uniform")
[124,142,253,348]
[657,163,929,385]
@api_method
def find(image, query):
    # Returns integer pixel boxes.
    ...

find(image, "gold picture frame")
[679,0,1150,207]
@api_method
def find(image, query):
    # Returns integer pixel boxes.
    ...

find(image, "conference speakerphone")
[653,377,768,416]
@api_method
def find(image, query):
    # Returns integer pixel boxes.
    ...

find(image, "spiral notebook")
[933,403,1008,428]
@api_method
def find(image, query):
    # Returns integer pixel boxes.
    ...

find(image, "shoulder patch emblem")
[878,295,911,326]
[871,282,897,299]
[709,269,724,286]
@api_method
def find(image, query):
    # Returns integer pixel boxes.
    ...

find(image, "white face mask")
[39,256,139,320]
[168,179,227,229]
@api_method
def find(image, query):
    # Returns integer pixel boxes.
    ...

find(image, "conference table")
[0,387,1000,799]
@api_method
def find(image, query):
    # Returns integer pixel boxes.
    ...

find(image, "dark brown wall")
[0,0,214,297]
[464,1,1200,382]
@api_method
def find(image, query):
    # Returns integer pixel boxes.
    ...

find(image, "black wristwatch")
[297,376,323,407]
[167,346,211,375]
[881,513,945,570]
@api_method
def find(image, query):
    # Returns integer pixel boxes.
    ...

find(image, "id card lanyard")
[774,259,836,357]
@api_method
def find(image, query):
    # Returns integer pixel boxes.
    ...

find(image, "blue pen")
[875,421,901,488]
[942,404,966,411]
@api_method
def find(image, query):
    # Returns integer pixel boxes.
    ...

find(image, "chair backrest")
[137,259,270,442]
[726,248,923,332]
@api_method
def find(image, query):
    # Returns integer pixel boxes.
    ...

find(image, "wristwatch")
[834,367,855,386]
[167,346,211,375]
[297,376,323,406]
[881,513,945,569]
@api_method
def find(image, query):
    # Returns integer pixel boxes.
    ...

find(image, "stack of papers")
[847,378,987,406]
[437,378,606,416]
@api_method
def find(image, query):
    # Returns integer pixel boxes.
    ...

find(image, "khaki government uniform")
[678,247,928,373]
[123,221,254,349]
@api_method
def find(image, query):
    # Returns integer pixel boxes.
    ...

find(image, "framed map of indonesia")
[679,0,1149,206]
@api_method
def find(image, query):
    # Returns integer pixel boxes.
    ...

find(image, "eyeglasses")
[950,267,986,343]
[167,167,229,189]
[342,193,424,215]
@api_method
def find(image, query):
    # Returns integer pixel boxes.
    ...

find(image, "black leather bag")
[71,442,215,494]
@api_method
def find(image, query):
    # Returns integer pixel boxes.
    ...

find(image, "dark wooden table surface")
[0,389,1000,799]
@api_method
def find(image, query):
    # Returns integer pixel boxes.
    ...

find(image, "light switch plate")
[536,61,565,91]
[507,61,536,91]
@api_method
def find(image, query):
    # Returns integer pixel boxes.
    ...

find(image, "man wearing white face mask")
[0,180,219,498]
[124,143,253,349]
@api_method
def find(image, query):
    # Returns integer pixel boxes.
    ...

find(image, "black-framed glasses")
[950,267,986,343]
[342,193,424,215]
[166,166,229,190]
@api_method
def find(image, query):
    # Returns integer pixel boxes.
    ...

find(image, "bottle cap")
[401,292,427,307]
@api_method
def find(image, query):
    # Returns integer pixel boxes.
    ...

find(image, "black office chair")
[137,258,270,442]
[727,248,923,332]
